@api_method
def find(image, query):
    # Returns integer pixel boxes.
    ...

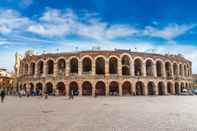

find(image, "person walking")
[1,89,6,103]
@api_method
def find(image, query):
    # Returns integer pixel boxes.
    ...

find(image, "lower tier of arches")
[19,80,192,96]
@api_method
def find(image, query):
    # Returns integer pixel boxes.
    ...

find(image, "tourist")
[44,91,48,99]
[0,88,6,103]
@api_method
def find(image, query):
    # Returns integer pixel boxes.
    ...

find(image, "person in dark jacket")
[1,89,6,103]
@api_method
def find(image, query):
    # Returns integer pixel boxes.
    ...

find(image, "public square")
[0,96,197,131]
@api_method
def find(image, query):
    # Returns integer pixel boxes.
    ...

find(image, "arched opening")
[175,82,179,95]
[109,57,118,74]
[29,83,34,95]
[37,61,44,75]
[179,64,183,76]
[56,82,65,96]
[122,81,132,96]
[167,82,173,95]
[146,59,154,76]
[147,82,156,95]
[30,62,35,75]
[47,60,54,74]
[173,63,178,77]
[57,59,66,75]
[82,57,92,73]
[156,61,163,77]
[45,82,53,95]
[24,63,28,75]
[136,81,144,95]
[181,83,185,92]
[82,81,92,96]
[165,62,172,78]
[69,81,79,96]
[96,57,105,74]
[158,82,165,95]
[122,55,130,75]
[134,58,143,76]
[70,58,78,73]
[184,65,187,76]
[95,81,105,96]
[109,81,119,96]
[36,83,43,96]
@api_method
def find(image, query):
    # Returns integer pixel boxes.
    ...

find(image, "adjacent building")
[192,74,197,88]
[0,68,14,92]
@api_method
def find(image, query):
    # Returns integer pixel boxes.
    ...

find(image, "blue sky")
[0,0,197,73]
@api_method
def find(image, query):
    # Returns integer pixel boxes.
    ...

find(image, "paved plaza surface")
[0,96,197,131]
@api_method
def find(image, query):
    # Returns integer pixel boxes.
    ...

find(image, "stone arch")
[179,64,183,76]
[82,57,92,73]
[46,59,54,74]
[167,82,173,95]
[82,81,92,96]
[30,62,35,75]
[145,59,154,76]
[158,81,165,95]
[57,59,66,75]
[45,82,54,95]
[165,61,172,78]
[122,81,132,96]
[36,82,43,95]
[121,55,131,75]
[173,63,178,77]
[156,60,163,77]
[69,81,79,96]
[109,57,118,74]
[184,64,187,77]
[175,82,180,95]
[56,82,66,96]
[147,81,156,95]
[134,58,143,76]
[135,81,144,95]
[70,58,78,73]
[109,81,119,96]
[37,60,44,75]
[96,57,105,74]
[95,81,106,96]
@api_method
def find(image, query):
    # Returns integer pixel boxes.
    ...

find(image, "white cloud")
[144,23,196,40]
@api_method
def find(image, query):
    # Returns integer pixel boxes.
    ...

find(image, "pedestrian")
[1,89,6,103]
[44,91,48,99]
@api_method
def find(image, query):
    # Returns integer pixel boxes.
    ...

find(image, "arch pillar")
[54,62,58,77]
[105,81,109,96]
[144,83,148,96]
[119,82,122,96]
[131,60,134,76]
[92,60,96,75]
[65,61,69,76]
[153,63,157,77]
[43,62,47,77]
[78,81,82,96]
[164,82,168,95]
[142,62,146,77]
[105,59,109,76]
[118,60,122,76]
[79,60,82,75]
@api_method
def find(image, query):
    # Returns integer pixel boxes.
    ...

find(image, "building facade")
[192,74,197,88]
[16,50,192,96]
[0,68,14,92]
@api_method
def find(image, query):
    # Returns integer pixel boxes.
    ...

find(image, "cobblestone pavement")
[0,96,197,131]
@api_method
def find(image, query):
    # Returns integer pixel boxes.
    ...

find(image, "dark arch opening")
[37,61,44,75]
[70,58,78,73]
[109,57,118,74]
[47,60,54,74]
[82,57,92,73]
[122,55,130,75]
[30,62,35,75]
[175,83,180,95]
[158,82,165,95]
[82,81,92,96]
[69,81,79,96]
[36,83,43,96]
[167,82,173,95]
[56,82,65,96]
[96,57,105,74]
[95,81,105,96]
[136,81,144,95]
[134,59,143,76]
[45,82,54,95]
[58,59,66,75]
[109,81,119,96]
[122,81,132,96]
[173,63,178,77]
[147,82,156,95]
[156,61,163,77]
[146,60,154,76]
[165,62,172,78]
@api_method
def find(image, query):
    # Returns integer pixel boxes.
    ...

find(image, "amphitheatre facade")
[16,49,192,96]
